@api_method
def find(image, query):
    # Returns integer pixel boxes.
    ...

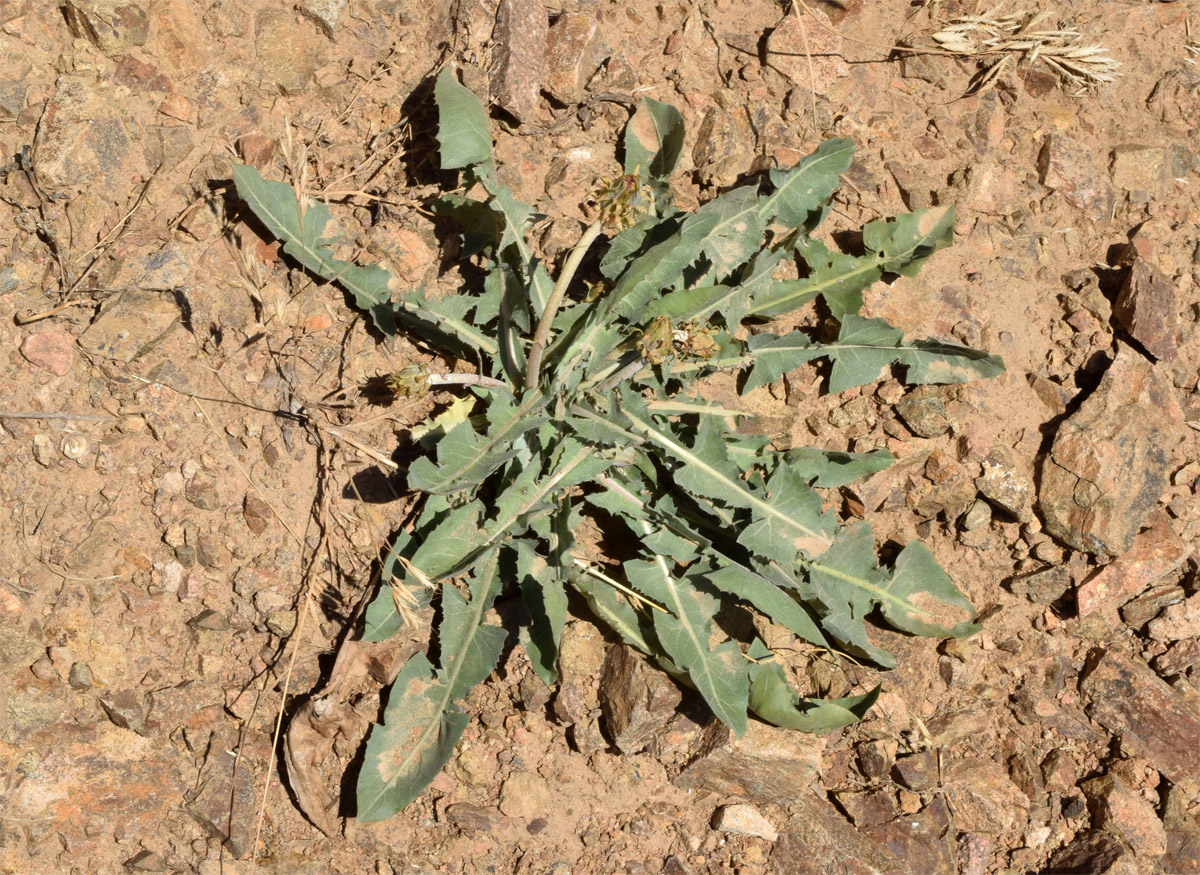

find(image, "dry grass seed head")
[930,5,1120,92]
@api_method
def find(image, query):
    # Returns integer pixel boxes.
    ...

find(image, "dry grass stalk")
[930,6,1120,93]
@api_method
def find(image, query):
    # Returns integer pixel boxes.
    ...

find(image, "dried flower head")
[637,315,675,365]
[387,363,431,397]
[674,320,720,360]
[593,171,655,233]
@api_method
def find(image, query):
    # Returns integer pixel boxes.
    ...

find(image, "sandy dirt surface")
[1,0,1199,873]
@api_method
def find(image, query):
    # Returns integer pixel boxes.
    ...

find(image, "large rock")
[598,643,681,754]
[62,0,149,56]
[543,12,602,105]
[1039,345,1182,557]
[674,720,823,805]
[1081,649,1200,784]
[1075,513,1192,618]
[489,0,547,123]
[1080,773,1168,859]
[34,74,145,195]
[1037,134,1115,221]
[771,793,907,874]
[1113,258,1180,362]
[7,723,186,850]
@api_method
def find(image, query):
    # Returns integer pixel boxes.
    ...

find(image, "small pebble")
[711,803,778,842]
[68,662,93,690]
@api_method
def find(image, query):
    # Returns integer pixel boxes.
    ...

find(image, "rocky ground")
[1,0,1199,873]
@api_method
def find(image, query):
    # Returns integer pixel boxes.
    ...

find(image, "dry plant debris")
[929,6,1121,94]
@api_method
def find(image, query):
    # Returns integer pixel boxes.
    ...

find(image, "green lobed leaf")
[747,640,879,733]
[625,557,749,734]
[434,68,494,170]
[702,559,829,649]
[585,392,837,562]
[356,553,506,821]
[512,538,567,685]
[746,205,957,320]
[624,98,686,181]
[612,186,764,322]
[782,447,895,488]
[739,465,838,563]
[825,315,1005,393]
[878,541,980,638]
[802,522,898,667]
[759,137,855,228]
[395,287,499,360]
[232,164,398,335]
[407,392,550,494]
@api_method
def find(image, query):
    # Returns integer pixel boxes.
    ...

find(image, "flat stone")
[124,849,167,871]
[445,802,501,832]
[1044,830,1131,874]
[1081,649,1200,783]
[1147,593,1200,643]
[771,793,906,875]
[713,803,779,842]
[833,788,899,828]
[965,163,1021,215]
[498,771,551,820]
[1114,258,1180,362]
[675,720,823,806]
[857,738,897,780]
[115,56,171,92]
[598,643,682,754]
[0,79,27,117]
[865,797,955,874]
[914,450,976,518]
[552,621,605,726]
[7,723,185,847]
[1039,345,1182,557]
[243,493,272,535]
[187,609,230,631]
[1009,566,1071,604]
[19,332,76,376]
[62,0,149,55]
[942,757,1029,834]
[765,11,848,92]
[891,751,938,792]
[1037,134,1115,221]
[1110,144,1167,196]
[976,446,1034,522]
[1154,639,1200,676]
[34,75,144,196]
[1121,583,1185,630]
[99,689,146,734]
[146,1,209,77]
[186,731,257,857]
[691,106,755,187]
[1162,780,1200,873]
[78,289,180,362]
[1080,773,1168,859]
[489,0,547,123]
[202,0,246,38]
[544,11,602,105]
[1076,513,1191,618]
[299,0,345,36]
[895,385,956,438]
[255,10,324,94]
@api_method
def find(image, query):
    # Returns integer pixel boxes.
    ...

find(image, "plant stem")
[524,219,604,391]
[428,372,510,391]
[593,356,647,393]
